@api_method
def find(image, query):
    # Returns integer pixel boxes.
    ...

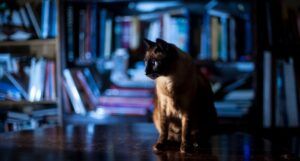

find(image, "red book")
[98,96,153,108]
[75,70,97,109]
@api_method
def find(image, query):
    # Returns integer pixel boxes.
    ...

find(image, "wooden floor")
[0,123,297,161]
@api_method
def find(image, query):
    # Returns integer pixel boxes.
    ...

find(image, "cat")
[144,38,218,153]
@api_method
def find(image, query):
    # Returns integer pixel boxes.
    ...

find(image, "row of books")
[199,9,252,62]
[0,54,56,101]
[64,3,254,66]
[65,3,104,64]
[0,108,58,132]
[0,1,57,41]
[63,68,154,116]
[263,51,299,128]
[115,9,189,52]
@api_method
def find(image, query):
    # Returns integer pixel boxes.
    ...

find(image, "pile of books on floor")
[63,67,154,117]
[95,88,154,116]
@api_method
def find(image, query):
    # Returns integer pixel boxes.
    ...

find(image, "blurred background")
[0,0,299,142]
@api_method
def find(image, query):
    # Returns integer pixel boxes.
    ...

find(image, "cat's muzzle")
[146,73,159,79]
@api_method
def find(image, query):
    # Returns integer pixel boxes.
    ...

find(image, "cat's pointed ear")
[143,39,155,49]
[156,38,169,51]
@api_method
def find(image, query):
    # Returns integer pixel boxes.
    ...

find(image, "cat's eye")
[152,60,158,69]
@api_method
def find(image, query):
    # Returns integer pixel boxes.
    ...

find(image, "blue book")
[244,13,252,56]
[200,13,211,60]
[49,0,58,38]
[41,0,50,39]
[83,68,101,98]
[99,9,107,59]
[220,17,228,62]
[66,5,74,62]
[90,4,97,59]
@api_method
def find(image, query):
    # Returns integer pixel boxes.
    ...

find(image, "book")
[62,80,72,114]
[89,4,97,59]
[75,70,97,109]
[28,58,46,101]
[63,69,86,115]
[199,13,211,60]
[263,51,272,128]
[162,13,189,52]
[211,16,220,61]
[49,0,58,38]
[84,5,92,61]
[98,96,153,108]
[82,68,101,98]
[99,9,107,59]
[283,58,298,127]
[66,5,75,62]
[95,105,149,116]
[19,7,31,30]
[44,61,56,101]
[32,108,58,118]
[103,88,153,98]
[25,2,41,38]
[0,82,22,101]
[5,73,28,100]
[220,17,228,62]
[214,101,251,117]
[275,60,286,127]
[229,18,237,61]
[50,61,56,100]
[104,18,113,59]
[78,9,86,62]
[41,0,51,39]
[1,111,31,121]
[28,58,36,101]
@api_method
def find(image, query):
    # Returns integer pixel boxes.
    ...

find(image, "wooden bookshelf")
[0,39,56,47]
[0,101,57,107]
[0,39,57,59]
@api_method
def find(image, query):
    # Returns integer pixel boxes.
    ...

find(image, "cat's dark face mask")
[144,39,177,79]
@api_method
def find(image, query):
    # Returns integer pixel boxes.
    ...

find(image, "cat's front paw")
[180,143,193,154]
[153,142,168,152]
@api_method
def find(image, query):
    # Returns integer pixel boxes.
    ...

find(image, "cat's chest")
[156,76,176,96]
[156,77,180,117]
[159,95,182,119]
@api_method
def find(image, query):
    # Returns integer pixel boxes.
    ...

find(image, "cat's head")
[144,38,178,79]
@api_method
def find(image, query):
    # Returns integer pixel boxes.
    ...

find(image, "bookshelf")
[253,0,300,129]
[0,39,57,58]
[0,0,60,132]
[56,0,258,126]
[0,101,57,106]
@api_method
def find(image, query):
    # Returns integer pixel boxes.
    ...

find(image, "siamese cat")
[144,39,217,153]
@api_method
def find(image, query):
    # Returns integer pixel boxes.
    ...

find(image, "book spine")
[84,5,92,61]
[99,9,107,59]
[63,69,86,115]
[25,3,41,38]
[49,0,58,37]
[211,16,219,61]
[90,4,97,59]
[41,0,50,39]
[283,58,299,127]
[263,51,272,128]
[229,18,236,61]
[66,5,74,62]
[220,17,228,62]
[76,70,97,109]
[104,18,112,59]
[19,7,31,29]
[78,9,86,62]
[83,68,101,97]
